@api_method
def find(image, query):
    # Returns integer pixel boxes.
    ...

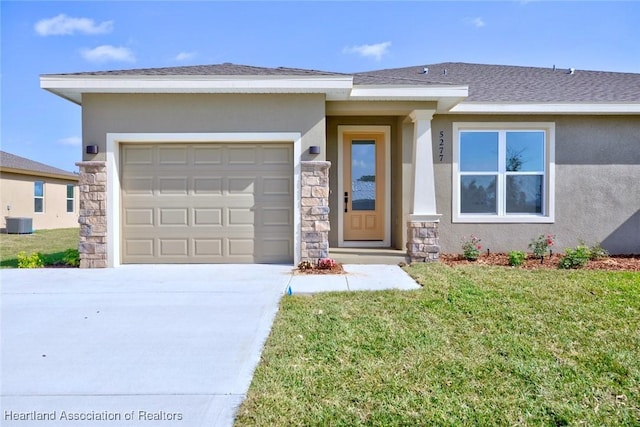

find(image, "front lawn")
[0,228,79,268]
[236,263,640,426]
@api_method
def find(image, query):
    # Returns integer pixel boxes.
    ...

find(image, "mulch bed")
[294,263,346,275]
[440,253,640,272]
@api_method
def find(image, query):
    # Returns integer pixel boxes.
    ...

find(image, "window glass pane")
[351,140,376,211]
[35,198,43,213]
[506,132,544,172]
[67,200,74,213]
[460,175,497,214]
[34,181,44,197]
[506,175,543,213]
[460,132,498,171]
[67,184,74,198]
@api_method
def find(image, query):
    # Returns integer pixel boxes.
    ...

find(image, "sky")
[2,0,639,173]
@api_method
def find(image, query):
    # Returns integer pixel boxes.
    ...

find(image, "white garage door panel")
[121,143,293,264]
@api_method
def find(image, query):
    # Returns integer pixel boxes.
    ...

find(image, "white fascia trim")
[41,75,354,90]
[349,85,468,100]
[106,132,302,267]
[450,102,640,114]
[40,75,354,103]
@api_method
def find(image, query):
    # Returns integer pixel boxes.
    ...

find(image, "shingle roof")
[44,63,346,78]
[354,62,640,103]
[42,62,640,104]
[0,151,78,179]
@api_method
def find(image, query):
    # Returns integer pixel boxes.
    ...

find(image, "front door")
[342,132,386,241]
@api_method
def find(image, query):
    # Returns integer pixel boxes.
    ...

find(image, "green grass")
[0,228,79,268]
[236,263,640,426]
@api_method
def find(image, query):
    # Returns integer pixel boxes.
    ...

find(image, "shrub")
[297,260,313,271]
[317,258,337,270]
[558,245,591,269]
[588,242,609,260]
[508,250,527,267]
[529,234,555,260]
[62,248,80,267]
[17,251,44,268]
[461,235,482,261]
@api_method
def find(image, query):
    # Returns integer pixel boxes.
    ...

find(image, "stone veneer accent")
[77,161,108,268]
[407,221,440,262]
[300,161,330,261]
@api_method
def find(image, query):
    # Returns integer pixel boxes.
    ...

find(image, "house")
[39,62,640,268]
[0,151,79,232]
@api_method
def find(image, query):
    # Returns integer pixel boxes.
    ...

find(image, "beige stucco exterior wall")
[81,93,326,161]
[0,172,79,231]
[431,114,640,255]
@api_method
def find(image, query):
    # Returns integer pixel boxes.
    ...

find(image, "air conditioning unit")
[6,217,33,234]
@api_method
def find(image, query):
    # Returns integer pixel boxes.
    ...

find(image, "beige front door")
[342,132,386,241]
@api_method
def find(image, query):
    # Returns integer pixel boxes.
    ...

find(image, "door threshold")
[329,247,409,265]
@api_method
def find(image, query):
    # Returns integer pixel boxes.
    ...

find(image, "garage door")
[120,143,293,263]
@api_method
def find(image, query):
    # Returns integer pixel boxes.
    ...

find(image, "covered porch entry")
[325,104,444,263]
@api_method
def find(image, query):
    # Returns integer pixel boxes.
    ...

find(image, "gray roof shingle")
[44,63,346,78]
[43,62,640,103]
[354,62,640,103]
[0,151,78,179]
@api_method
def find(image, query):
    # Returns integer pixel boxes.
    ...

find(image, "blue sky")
[2,1,639,172]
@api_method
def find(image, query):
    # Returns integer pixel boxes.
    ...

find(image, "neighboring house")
[0,151,79,231]
[40,62,640,268]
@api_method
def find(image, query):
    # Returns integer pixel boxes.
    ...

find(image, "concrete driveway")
[0,265,292,427]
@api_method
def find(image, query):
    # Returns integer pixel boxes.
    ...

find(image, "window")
[453,123,555,223]
[34,181,44,213]
[66,184,75,213]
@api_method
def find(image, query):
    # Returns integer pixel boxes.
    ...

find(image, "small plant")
[588,242,609,260]
[529,234,555,262]
[297,260,313,271]
[558,245,591,269]
[508,250,527,267]
[62,248,80,267]
[317,258,337,270]
[461,235,482,261]
[17,251,45,268]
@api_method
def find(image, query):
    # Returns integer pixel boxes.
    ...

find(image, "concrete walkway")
[1,265,419,426]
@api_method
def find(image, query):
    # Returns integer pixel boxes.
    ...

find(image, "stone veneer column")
[77,161,108,268]
[300,161,330,261]
[407,221,440,262]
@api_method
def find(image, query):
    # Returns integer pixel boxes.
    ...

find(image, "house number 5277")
[438,131,445,162]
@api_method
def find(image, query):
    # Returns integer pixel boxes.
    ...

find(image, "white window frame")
[34,181,45,213]
[452,122,555,223]
[66,184,75,213]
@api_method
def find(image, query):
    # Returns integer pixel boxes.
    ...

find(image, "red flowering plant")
[529,234,555,262]
[461,235,482,261]
[317,258,337,270]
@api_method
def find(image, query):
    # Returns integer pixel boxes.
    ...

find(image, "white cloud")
[57,136,82,147]
[175,51,196,62]
[35,14,113,36]
[352,159,369,169]
[464,17,486,28]
[343,41,391,61]
[81,45,135,63]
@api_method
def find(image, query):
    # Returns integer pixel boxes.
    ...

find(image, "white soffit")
[451,102,640,114]
[40,74,470,108]
[40,75,355,104]
[349,85,469,100]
